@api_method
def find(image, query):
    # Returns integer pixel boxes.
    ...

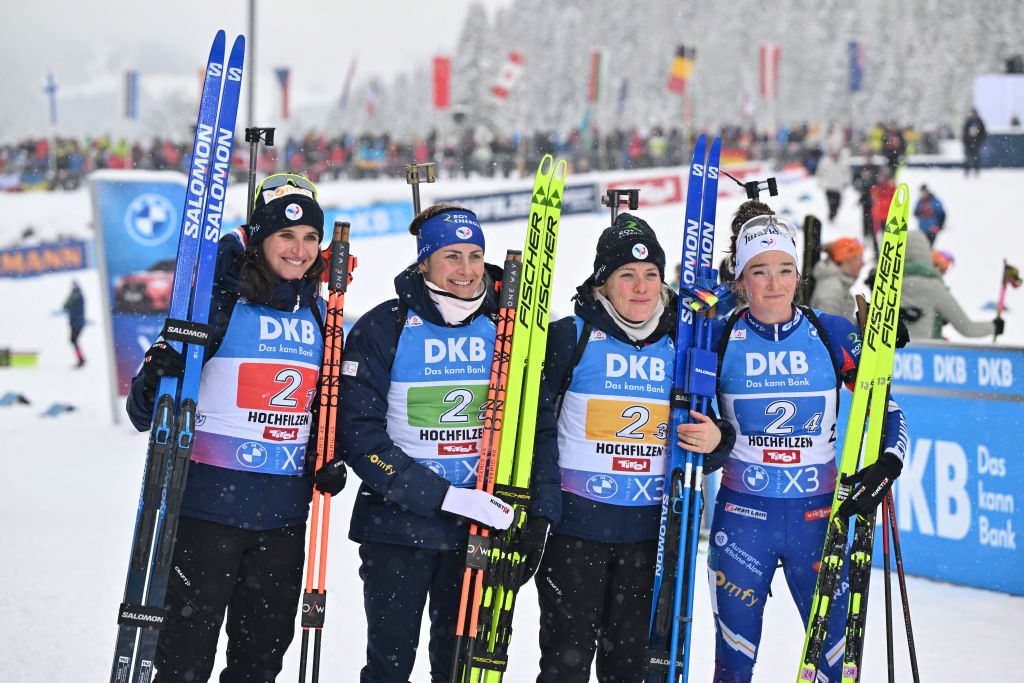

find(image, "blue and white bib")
[386,311,496,487]
[718,314,839,498]
[192,300,324,476]
[557,318,675,507]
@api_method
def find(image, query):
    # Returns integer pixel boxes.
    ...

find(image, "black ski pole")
[245,126,275,220]
[882,488,895,682]
[886,492,922,683]
[406,162,436,215]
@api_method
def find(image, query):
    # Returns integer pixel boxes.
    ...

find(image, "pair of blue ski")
[646,135,723,683]
[110,31,245,683]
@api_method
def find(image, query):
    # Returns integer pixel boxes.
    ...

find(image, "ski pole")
[882,487,895,683]
[298,221,355,683]
[244,127,275,220]
[406,162,436,216]
[451,251,522,683]
[885,492,921,683]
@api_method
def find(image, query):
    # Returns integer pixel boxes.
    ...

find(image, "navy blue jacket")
[536,277,735,544]
[64,285,85,329]
[126,234,320,531]
[338,264,562,551]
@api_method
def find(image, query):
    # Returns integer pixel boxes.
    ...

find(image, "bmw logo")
[456,226,473,240]
[421,460,446,477]
[236,442,269,468]
[125,193,177,246]
[585,474,618,499]
[285,202,304,220]
[742,465,770,492]
[632,243,649,259]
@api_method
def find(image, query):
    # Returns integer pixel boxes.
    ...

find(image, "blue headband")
[416,210,485,262]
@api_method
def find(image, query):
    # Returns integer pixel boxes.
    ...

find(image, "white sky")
[0,0,511,140]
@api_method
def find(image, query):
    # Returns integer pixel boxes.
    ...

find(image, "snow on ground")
[1,164,1022,681]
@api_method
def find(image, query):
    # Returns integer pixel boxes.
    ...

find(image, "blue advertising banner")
[837,342,1024,595]
[0,240,89,278]
[437,183,600,223]
[90,170,187,396]
[322,201,413,239]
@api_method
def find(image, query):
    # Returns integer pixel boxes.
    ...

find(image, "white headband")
[734,215,799,278]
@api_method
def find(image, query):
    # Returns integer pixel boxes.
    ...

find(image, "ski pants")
[153,516,305,683]
[357,540,463,683]
[708,488,847,683]
[535,533,656,683]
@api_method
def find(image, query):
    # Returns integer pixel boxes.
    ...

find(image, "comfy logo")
[612,458,650,473]
[264,426,298,441]
[763,449,800,464]
[438,442,478,455]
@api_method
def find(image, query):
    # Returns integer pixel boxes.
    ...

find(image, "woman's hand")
[676,410,722,454]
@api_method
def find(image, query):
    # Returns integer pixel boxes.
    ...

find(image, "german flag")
[668,45,695,94]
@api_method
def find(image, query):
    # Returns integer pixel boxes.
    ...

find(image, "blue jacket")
[64,285,85,329]
[914,195,945,237]
[536,277,735,544]
[126,234,320,531]
[338,264,562,551]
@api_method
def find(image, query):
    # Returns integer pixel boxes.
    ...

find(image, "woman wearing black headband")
[314,204,558,682]
[126,173,329,681]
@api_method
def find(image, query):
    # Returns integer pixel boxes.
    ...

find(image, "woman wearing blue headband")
[314,204,558,681]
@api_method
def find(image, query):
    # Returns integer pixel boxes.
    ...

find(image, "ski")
[451,155,568,683]
[796,183,909,683]
[298,221,357,683]
[646,134,724,683]
[110,31,245,683]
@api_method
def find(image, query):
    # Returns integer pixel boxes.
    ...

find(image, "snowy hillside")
[1,164,1021,681]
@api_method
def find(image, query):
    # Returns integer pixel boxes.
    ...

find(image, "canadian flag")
[491,51,525,99]
[759,43,781,99]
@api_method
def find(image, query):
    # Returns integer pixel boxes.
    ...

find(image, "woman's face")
[737,250,799,323]
[603,262,662,322]
[261,225,321,281]
[419,244,485,296]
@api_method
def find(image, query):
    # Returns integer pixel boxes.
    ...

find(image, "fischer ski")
[796,183,909,683]
[110,31,245,683]
[451,155,567,683]
[646,134,725,683]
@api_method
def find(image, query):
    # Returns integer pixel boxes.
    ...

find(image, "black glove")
[993,318,1005,336]
[515,516,551,587]
[141,341,185,392]
[313,456,348,495]
[896,316,910,348]
[837,452,903,517]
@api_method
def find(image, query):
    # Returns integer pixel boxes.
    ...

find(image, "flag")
[367,80,379,116]
[849,41,864,93]
[616,78,629,117]
[124,70,139,120]
[667,45,695,94]
[275,67,290,119]
[588,50,602,103]
[759,43,781,98]
[339,57,358,108]
[44,73,58,125]
[433,56,451,110]
[1004,261,1022,288]
[491,51,525,99]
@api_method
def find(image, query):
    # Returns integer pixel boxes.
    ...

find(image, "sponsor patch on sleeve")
[341,360,359,377]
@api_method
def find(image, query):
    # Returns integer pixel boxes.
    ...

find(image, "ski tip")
[553,158,568,181]
[537,154,554,176]
[231,33,246,51]
[895,183,910,207]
